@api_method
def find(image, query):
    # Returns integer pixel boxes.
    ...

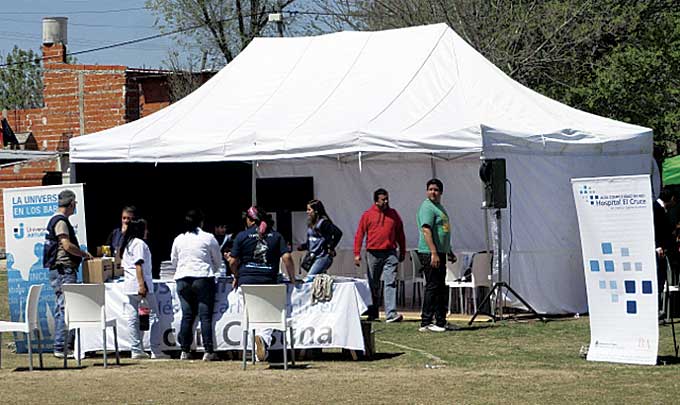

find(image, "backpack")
[43,214,81,269]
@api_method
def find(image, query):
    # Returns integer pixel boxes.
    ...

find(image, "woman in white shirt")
[171,209,222,361]
[120,219,166,359]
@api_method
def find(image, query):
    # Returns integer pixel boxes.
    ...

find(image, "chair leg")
[472,287,478,314]
[63,341,67,369]
[251,329,256,365]
[283,329,288,371]
[27,331,33,371]
[102,327,107,368]
[242,330,248,370]
[289,327,295,367]
[36,329,43,369]
[411,283,416,308]
[113,326,120,366]
[76,328,81,368]
[459,289,464,314]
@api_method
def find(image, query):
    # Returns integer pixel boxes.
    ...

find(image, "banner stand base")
[467,281,545,325]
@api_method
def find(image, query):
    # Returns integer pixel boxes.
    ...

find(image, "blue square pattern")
[642,280,653,294]
[627,300,637,314]
[625,280,636,294]
[622,262,631,271]
[635,262,643,272]
[621,248,630,257]
[590,260,600,272]
[611,294,619,303]
[604,261,615,272]
[609,280,617,290]
[601,243,613,254]
[599,280,606,289]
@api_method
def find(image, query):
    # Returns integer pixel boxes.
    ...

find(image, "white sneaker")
[53,350,75,359]
[132,351,150,359]
[202,352,218,362]
[180,351,191,360]
[427,324,446,332]
[418,325,431,332]
[151,352,171,360]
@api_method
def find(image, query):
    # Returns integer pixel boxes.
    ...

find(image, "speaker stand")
[468,209,545,324]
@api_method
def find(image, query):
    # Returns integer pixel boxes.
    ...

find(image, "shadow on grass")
[12,362,136,372]
[657,355,680,365]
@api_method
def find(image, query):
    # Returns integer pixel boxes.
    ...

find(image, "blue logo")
[13,223,25,239]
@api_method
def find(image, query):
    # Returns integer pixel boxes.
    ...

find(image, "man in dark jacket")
[653,187,677,310]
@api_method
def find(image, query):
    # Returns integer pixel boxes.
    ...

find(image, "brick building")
[0,19,209,250]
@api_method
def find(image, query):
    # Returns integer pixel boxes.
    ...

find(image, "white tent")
[71,23,654,314]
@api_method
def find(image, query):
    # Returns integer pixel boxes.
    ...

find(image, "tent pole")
[430,153,437,178]
[251,160,257,205]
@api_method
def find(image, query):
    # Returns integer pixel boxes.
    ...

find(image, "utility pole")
[269,3,284,37]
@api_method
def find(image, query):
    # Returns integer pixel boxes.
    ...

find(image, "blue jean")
[366,250,399,319]
[49,267,77,351]
[176,277,215,353]
[125,293,162,354]
[307,255,333,277]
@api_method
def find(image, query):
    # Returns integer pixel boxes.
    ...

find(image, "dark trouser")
[176,276,216,353]
[418,252,447,327]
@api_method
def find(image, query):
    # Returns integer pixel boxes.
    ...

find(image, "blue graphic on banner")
[589,241,653,316]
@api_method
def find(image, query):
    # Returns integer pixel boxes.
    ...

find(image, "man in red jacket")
[354,188,406,322]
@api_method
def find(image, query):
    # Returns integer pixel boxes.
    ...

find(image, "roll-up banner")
[571,175,658,365]
[3,184,87,352]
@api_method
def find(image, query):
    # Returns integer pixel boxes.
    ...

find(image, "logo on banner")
[588,241,654,315]
[13,223,25,239]
[579,184,647,208]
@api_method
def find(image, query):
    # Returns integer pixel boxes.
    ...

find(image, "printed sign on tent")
[571,175,658,365]
[3,184,87,352]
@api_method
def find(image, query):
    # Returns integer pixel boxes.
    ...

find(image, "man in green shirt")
[416,178,454,332]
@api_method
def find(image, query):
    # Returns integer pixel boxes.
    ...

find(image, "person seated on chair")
[227,206,297,360]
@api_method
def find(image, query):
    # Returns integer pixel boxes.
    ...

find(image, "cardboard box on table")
[113,256,123,277]
[82,258,113,283]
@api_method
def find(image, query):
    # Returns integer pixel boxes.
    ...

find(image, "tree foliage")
[0,46,43,110]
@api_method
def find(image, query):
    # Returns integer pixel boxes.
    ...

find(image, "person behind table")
[354,188,407,323]
[228,206,296,360]
[43,189,92,358]
[416,178,455,332]
[119,218,167,359]
[106,205,136,257]
[171,209,222,361]
[300,199,343,279]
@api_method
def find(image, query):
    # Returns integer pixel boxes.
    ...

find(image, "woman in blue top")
[301,199,343,278]
[228,206,296,287]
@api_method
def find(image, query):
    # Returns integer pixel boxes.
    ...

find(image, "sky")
[0,0,174,69]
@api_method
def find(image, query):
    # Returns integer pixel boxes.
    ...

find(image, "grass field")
[0,269,678,404]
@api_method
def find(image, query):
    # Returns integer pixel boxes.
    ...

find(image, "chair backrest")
[63,283,106,323]
[471,252,493,288]
[409,250,423,279]
[445,259,465,284]
[241,284,287,325]
[25,284,43,328]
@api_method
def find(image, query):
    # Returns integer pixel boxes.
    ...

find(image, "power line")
[0,7,147,15]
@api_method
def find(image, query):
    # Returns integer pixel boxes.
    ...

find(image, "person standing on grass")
[416,179,456,332]
[119,219,167,360]
[43,189,92,358]
[171,209,222,361]
[354,188,407,323]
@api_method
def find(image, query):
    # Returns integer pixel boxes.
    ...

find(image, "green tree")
[0,46,43,110]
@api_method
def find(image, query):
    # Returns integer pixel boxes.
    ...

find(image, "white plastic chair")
[409,251,425,308]
[446,252,492,314]
[0,284,43,371]
[240,284,295,370]
[62,283,120,368]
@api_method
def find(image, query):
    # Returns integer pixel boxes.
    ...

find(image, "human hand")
[138,284,147,297]
[353,255,361,267]
[232,277,238,288]
[447,252,457,264]
[430,253,440,269]
[656,247,665,257]
[329,249,337,257]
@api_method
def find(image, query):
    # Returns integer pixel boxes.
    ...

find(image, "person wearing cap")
[227,206,296,361]
[43,189,92,358]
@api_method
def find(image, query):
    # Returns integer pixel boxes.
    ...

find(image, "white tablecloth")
[80,277,371,355]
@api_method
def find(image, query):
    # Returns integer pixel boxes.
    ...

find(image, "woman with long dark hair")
[302,199,343,278]
[171,209,222,361]
[119,218,165,359]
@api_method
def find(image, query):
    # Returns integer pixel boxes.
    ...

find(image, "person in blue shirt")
[300,199,343,279]
[106,206,136,257]
[228,206,296,286]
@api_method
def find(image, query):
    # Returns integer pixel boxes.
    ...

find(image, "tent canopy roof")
[70,23,651,163]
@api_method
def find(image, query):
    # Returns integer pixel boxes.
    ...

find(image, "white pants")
[125,293,162,354]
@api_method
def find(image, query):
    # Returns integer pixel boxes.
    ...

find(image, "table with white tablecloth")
[79,277,371,356]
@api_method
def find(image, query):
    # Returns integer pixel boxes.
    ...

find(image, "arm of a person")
[281,252,296,282]
[209,236,222,271]
[421,226,440,268]
[395,212,407,262]
[135,262,147,296]
[170,238,179,267]
[353,214,367,265]
[58,234,91,259]
[227,254,239,286]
